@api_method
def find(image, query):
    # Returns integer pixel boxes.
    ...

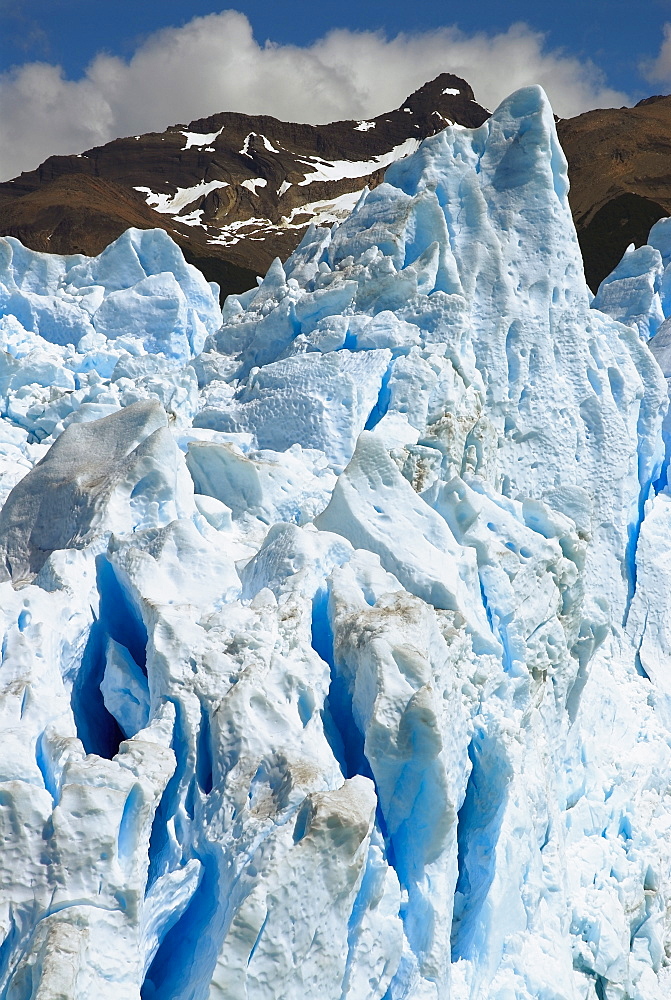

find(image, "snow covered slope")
[1,85,671,1000]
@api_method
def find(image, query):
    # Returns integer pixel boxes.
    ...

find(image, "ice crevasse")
[0,84,670,1000]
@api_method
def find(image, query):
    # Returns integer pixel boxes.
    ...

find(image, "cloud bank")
[642,24,671,88]
[0,10,629,181]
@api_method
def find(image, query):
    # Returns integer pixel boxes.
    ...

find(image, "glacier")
[1,84,671,1000]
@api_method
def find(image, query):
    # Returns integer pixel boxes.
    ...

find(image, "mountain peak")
[398,73,477,114]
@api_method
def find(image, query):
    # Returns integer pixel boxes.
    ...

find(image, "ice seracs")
[1,84,671,1000]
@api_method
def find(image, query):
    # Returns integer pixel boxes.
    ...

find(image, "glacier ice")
[2,84,671,1000]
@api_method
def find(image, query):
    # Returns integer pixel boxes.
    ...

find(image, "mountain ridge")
[4,74,671,295]
[0,73,488,297]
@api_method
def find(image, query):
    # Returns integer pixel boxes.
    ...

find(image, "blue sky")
[2,0,669,97]
[2,2,671,180]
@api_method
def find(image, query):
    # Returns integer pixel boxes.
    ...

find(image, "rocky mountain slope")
[557,95,671,289]
[0,74,488,298]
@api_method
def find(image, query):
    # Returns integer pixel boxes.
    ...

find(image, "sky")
[2,1,671,181]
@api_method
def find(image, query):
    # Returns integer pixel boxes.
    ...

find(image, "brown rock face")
[0,74,488,299]
[557,96,671,290]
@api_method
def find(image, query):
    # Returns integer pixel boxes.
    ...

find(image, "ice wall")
[0,85,670,1000]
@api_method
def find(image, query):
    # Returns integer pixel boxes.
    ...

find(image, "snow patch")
[241,178,268,196]
[297,139,422,186]
[134,180,230,215]
[260,134,282,153]
[180,126,225,150]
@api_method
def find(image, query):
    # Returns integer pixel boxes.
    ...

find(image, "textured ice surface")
[1,85,671,1000]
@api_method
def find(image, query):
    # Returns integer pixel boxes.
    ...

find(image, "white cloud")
[641,23,671,86]
[0,11,629,181]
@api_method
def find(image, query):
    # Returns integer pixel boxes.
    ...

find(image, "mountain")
[2,86,671,1000]
[4,74,671,297]
[0,74,488,298]
[5,75,671,299]
[557,95,671,289]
